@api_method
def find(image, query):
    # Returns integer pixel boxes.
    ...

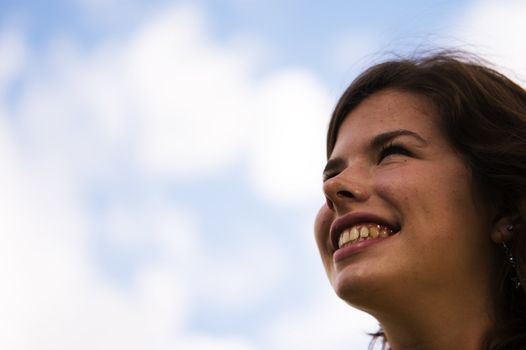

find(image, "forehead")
[333,90,440,152]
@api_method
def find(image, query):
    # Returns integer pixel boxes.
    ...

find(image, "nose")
[323,166,371,213]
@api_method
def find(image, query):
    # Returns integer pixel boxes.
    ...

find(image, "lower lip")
[333,236,391,263]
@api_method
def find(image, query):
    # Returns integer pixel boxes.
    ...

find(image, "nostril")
[337,190,354,198]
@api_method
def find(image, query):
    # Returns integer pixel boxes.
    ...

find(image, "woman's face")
[315,89,498,311]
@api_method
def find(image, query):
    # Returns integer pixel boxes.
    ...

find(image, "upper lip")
[329,211,399,251]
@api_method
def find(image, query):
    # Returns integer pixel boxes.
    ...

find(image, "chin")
[331,269,394,312]
[333,272,373,302]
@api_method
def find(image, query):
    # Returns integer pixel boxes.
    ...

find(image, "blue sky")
[1,1,526,349]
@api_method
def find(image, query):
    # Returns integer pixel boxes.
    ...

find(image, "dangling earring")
[502,224,522,289]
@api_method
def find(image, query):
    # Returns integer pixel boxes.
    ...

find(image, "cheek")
[375,163,492,265]
[374,161,475,214]
[373,163,480,247]
[314,204,335,277]
[314,204,333,250]
[373,168,413,204]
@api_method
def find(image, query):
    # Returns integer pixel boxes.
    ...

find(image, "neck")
[369,285,495,350]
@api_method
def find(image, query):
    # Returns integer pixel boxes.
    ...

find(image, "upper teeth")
[338,224,393,248]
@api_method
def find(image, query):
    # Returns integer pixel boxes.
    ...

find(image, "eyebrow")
[323,129,427,177]
[370,129,427,149]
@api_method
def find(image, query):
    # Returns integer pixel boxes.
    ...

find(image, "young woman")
[314,52,526,350]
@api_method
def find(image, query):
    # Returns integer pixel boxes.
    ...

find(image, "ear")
[490,216,515,243]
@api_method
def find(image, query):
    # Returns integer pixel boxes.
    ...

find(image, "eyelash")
[323,143,412,181]
[378,143,412,162]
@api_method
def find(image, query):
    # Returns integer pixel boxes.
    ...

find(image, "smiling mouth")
[337,223,396,249]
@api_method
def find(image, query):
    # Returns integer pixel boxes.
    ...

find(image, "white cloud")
[0,2,339,349]
[453,0,526,79]
[0,151,190,349]
[124,4,332,205]
[8,3,331,206]
[265,286,377,350]
[177,334,257,350]
[126,5,255,178]
[248,68,331,204]
[0,28,26,93]
[193,229,289,313]
[0,20,197,350]
[329,31,382,75]
[0,155,214,350]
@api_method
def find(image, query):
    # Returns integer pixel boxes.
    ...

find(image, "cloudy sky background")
[1,0,526,349]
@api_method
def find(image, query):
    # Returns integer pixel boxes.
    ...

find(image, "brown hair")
[326,51,526,350]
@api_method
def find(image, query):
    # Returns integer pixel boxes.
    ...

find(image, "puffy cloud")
[328,30,382,76]
[177,334,256,350]
[124,4,332,204]
[0,28,26,93]
[0,7,211,349]
[453,0,526,77]
[9,3,330,205]
[0,150,190,349]
[0,2,334,349]
[264,287,377,350]
[248,68,331,204]
[126,5,255,178]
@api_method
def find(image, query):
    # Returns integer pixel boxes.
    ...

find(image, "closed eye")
[378,143,412,163]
